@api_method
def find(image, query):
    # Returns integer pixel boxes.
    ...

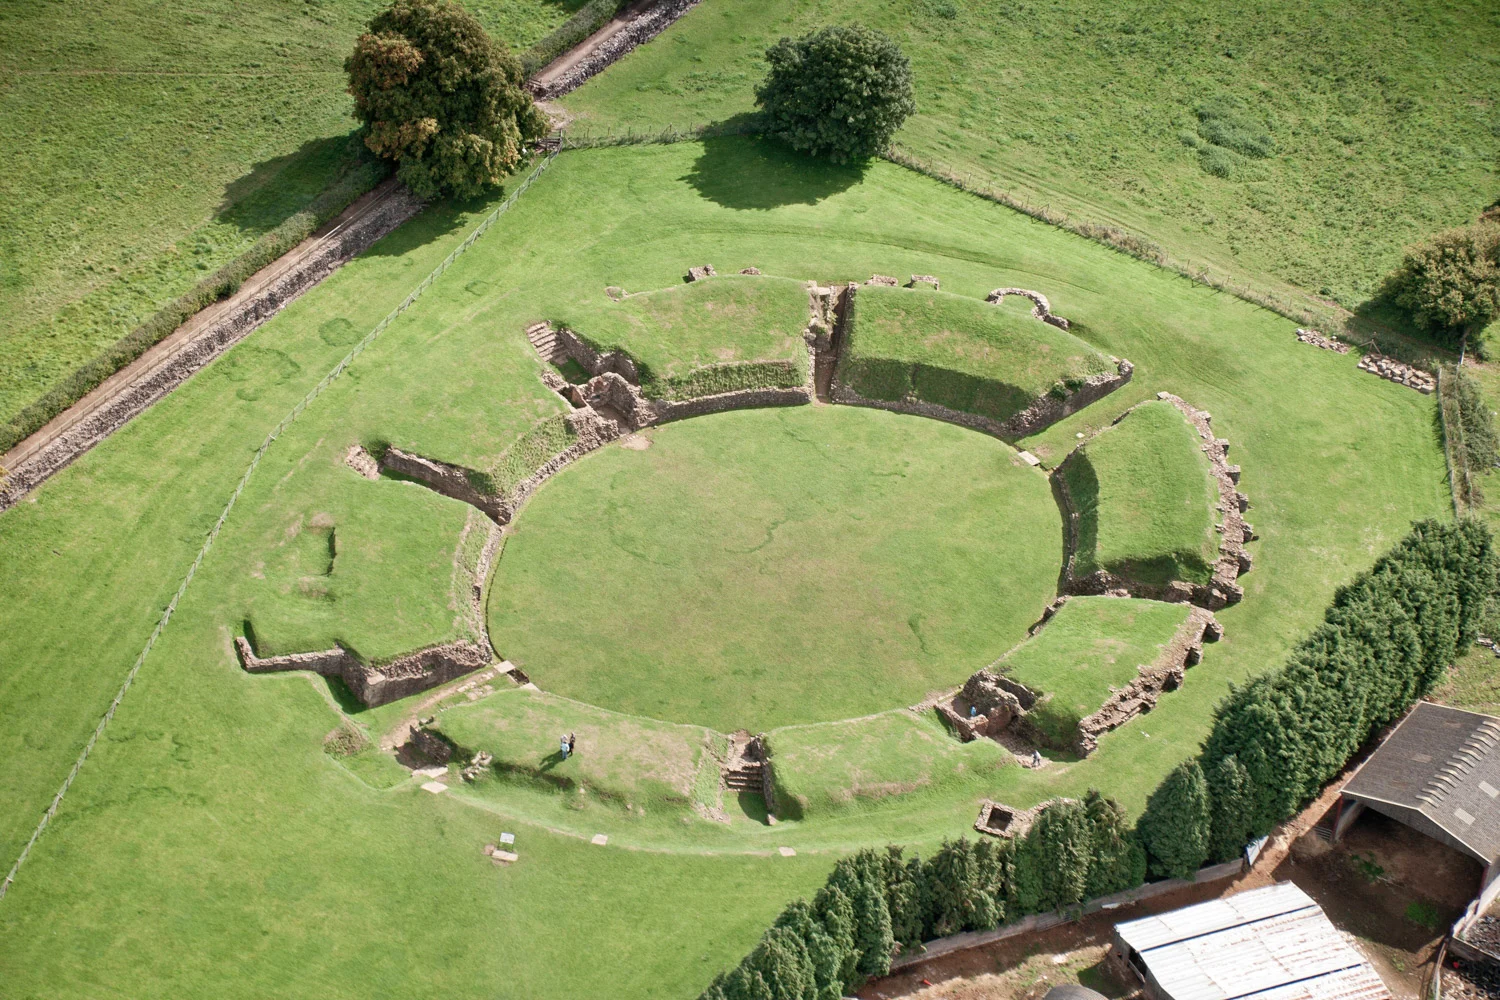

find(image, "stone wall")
[529,0,704,99]
[234,635,490,708]
[0,183,425,511]
[830,359,1133,442]
[1055,392,1249,611]
[381,446,507,523]
[985,287,1072,331]
[1073,607,1219,755]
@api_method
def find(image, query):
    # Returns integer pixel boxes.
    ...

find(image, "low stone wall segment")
[0,185,425,511]
[234,635,491,708]
[985,287,1072,331]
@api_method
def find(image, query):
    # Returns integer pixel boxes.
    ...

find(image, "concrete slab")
[778,846,796,857]
[591,834,608,846]
[421,781,448,794]
[1018,450,1042,467]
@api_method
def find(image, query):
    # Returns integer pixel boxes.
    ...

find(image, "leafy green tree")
[743,926,814,1000]
[1137,761,1211,879]
[1083,790,1147,895]
[774,900,844,1000]
[812,881,859,992]
[882,846,927,950]
[1013,800,1091,913]
[1206,754,1255,862]
[923,838,1002,935]
[346,0,546,198]
[754,25,916,163]
[1389,223,1500,349]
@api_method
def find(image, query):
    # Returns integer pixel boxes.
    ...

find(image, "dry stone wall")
[234,635,490,708]
[382,446,507,523]
[0,184,424,511]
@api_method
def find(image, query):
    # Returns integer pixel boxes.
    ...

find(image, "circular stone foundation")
[486,405,1062,731]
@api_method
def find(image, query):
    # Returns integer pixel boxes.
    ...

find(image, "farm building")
[1111,882,1390,1000]
[1332,702,1500,888]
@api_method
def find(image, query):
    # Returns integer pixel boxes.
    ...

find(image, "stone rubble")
[685,264,716,282]
[1294,328,1350,354]
[1358,353,1436,394]
[907,274,940,290]
[864,274,899,287]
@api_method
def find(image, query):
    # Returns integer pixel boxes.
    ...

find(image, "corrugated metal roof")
[1114,883,1391,1000]
[1341,702,1500,864]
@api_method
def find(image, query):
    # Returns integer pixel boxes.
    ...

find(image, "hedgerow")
[706,520,1492,996]
[0,150,388,456]
[519,0,630,77]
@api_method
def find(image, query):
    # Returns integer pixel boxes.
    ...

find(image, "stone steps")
[525,321,570,364]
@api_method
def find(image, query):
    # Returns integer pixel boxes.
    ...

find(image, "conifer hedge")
[700,520,1492,998]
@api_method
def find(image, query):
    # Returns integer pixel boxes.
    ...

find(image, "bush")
[346,0,546,198]
[1450,363,1500,470]
[1199,146,1237,179]
[1388,223,1500,349]
[755,25,915,163]
[520,0,627,76]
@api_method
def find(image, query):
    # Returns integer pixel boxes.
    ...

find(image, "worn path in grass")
[0,140,1449,998]
[560,0,1500,313]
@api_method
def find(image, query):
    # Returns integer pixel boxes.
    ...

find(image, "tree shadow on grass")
[682,133,866,211]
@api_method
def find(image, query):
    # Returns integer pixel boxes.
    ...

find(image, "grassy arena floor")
[487,405,1061,731]
[0,139,1451,998]
[559,0,1500,313]
[840,284,1116,424]
[0,0,586,426]
[1062,399,1221,585]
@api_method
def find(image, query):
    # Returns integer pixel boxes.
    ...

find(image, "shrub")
[755,25,916,163]
[346,0,547,198]
[1199,146,1237,179]
[1137,760,1211,878]
[1388,223,1500,349]
[1195,98,1275,158]
[520,0,627,76]
[1451,363,1500,470]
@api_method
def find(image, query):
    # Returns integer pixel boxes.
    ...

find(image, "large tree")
[754,25,916,163]
[346,0,546,198]
[1388,223,1500,349]
[1137,760,1211,879]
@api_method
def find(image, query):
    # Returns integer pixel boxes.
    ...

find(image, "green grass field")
[840,284,1116,424]
[1062,399,1221,585]
[553,273,811,398]
[995,596,1194,747]
[486,404,1061,731]
[559,0,1500,315]
[0,139,1452,998]
[0,0,588,427]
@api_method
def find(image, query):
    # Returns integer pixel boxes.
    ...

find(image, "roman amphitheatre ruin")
[2,1,1495,998]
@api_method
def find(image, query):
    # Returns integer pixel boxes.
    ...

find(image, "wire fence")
[0,149,558,904]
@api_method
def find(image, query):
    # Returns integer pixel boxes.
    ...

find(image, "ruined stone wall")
[830,360,1132,442]
[0,185,425,511]
[1055,392,1249,611]
[651,385,812,422]
[233,635,490,708]
[381,446,507,523]
[985,287,1071,331]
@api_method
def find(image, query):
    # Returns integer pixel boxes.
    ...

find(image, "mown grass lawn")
[1062,399,1221,585]
[996,596,1193,747]
[0,140,1451,998]
[841,284,1116,423]
[0,0,587,426]
[553,273,812,397]
[487,404,1061,731]
[560,0,1500,313]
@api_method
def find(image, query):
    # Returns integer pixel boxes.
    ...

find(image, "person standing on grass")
[560,734,570,759]
[567,733,577,757]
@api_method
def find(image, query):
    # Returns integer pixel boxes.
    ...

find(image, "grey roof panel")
[1341,702,1500,863]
